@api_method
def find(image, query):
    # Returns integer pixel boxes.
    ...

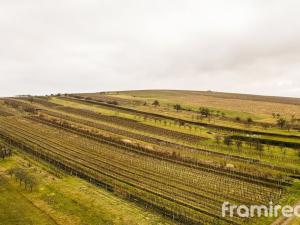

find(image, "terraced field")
[0,91,300,225]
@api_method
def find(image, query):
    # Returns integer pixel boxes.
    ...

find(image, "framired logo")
[222,202,300,218]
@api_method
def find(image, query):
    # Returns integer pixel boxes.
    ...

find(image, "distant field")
[110,90,300,120]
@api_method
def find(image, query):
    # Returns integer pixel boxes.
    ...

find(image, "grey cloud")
[0,0,300,97]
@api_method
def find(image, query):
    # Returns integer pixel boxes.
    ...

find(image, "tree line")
[8,167,38,192]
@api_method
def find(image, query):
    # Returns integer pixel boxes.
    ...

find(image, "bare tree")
[173,104,182,112]
[215,135,222,145]
[277,118,287,129]
[235,140,243,151]
[223,136,233,148]
[152,100,160,107]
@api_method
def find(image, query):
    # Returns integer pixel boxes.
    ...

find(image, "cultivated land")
[0,89,300,225]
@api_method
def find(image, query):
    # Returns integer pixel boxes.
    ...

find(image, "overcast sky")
[0,0,300,97]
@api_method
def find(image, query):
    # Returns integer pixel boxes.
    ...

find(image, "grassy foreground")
[0,152,174,225]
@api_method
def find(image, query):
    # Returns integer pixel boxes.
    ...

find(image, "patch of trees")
[173,104,182,111]
[223,136,233,147]
[276,117,294,131]
[8,167,38,192]
[197,107,257,127]
[232,116,255,126]
[273,113,300,130]
[277,118,287,129]
[152,100,160,107]
[214,135,222,145]
[197,108,229,122]
[0,146,12,160]
[247,117,253,124]
[199,107,211,118]
[223,137,244,151]
[218,136,265,152]
[235,117,241,122]
[230,135,300,149]
[272,113,281,119]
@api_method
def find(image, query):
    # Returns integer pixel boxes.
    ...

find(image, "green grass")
[0,152,175,225]
[0,169,56,225]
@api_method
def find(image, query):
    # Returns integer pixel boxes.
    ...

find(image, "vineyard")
[1,92,300,225]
